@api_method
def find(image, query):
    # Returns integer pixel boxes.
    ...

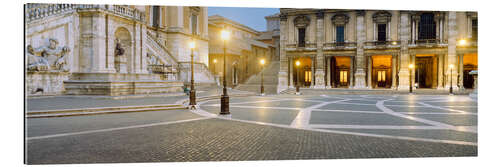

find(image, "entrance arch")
[114,27,132,73]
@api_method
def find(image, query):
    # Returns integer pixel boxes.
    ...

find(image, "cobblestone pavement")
[26,94,477,164]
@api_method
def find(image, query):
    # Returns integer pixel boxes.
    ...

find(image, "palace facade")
[277,9,478,93]
[208,15,273,87]
[25,4,215,96]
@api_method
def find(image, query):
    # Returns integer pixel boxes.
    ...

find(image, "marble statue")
[55,46,70,71]
[26,45,49,71]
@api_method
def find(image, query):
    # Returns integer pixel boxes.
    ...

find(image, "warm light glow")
[295,61,300,66]
[409,64,414,69]
[449,64,454,69]
[458,39,467,46]
[188,41,196,49]
[260,59,265,65]
[221,30,230,40]
[213,59,217,63]
[392,41,397,45]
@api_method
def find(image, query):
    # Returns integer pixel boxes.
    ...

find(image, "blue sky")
[208,7,279,32]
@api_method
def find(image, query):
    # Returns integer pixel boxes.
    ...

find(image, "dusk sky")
[207,7,279,32]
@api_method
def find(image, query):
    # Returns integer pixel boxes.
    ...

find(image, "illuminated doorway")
[462,53,478,89]
[331,56,351,87]
[371,55,392,88]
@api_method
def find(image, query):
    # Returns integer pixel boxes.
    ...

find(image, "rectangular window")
[298,28,306,47]
[377,71,386,82]
[191,15,198,35]
[377,24,387,42]
[152,6,160,27]
[418,13,436,40]
[336,26,345,45]
[472,19,478,40]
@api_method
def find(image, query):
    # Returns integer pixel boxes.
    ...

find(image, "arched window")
[418,13,436,40]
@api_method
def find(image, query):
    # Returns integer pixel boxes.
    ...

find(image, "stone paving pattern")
[27,118,476,164]
[26,94,477,164]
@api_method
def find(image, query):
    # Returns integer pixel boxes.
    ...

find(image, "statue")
[114,39,127,73]
[55,46,70,71]
[38,38,63,69]
[26,45,49,71]
[115,39,125,56]
[26,38,71,72]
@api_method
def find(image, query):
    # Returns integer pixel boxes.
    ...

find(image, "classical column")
[459,53,464,90]
[326,56,331,88]
[314,11,326,88]
[437,54,444,89]
[398,11,411,90]
[392,54,397,89]
[446,11,459,90]
[350,56,355,88]
[354,10,367,88]
[367,56,372,88]
[278,14,289,93]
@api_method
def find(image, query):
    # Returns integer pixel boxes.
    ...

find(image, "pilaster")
[354,10,366,88]
[277,14,289,93]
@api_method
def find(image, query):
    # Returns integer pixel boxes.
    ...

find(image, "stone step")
[27,104,185,116]
[26,105,187,118]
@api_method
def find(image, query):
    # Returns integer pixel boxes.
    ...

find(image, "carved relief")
[26,38,70,72]
[294,15,310,28]
[331,13,350,25]
[373,11,392,23]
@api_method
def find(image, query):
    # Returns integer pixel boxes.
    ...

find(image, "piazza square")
[23,2,479,165]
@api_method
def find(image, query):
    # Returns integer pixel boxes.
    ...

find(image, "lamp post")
[260,59,265,96]
[409,64,414,94]
[189,40,196,108]
[220,29,230,115]
[295,61,301,95]
[449,64,454,95]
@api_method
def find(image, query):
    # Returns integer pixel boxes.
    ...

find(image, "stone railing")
[25,4,145,23]
[409,39,448,48]
[25,4,77,22]
[323,42,357,50]
[364,41,400,49]
[285,42,317,51]
[146,31,179,64]
[106,5,145,22]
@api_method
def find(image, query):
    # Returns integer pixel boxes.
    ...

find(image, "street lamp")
[449,64,454,95]
[260,59,266,96]
[220,29,230,115]
[458,39,467,46]
[295,61,301,95]
[409,64,414,94]
[189,40,196,108]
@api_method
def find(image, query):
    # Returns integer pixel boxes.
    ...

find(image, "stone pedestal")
[277,71,289,93]
[354,69,367,89]
[26,71,70,96]
[313,70,325,89]
[397,69,410,90]
[64,73,183,96]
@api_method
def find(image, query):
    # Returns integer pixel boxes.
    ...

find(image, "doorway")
[330,56,351,88]
[415,55,437,88]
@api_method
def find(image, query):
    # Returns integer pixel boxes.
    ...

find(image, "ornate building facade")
[277,9,478,93]
[208,15,272,87]
[25,4,215,96]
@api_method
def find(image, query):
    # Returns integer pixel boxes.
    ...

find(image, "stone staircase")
[235,61,280,94]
